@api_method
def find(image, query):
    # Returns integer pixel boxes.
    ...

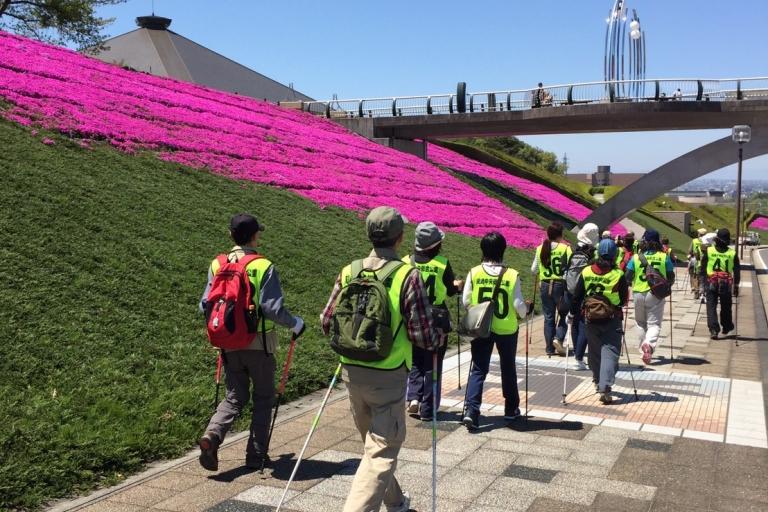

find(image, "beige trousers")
[342,364,407,512]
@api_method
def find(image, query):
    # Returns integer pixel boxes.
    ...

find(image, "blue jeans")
[464,331,519,417]
[406,344,447,418]
[540,280,567,353]
[571,309,588,361]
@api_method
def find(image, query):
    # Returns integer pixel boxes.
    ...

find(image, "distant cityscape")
[675,178,768,197]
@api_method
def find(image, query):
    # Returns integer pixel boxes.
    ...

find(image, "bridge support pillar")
[335,118,427,159]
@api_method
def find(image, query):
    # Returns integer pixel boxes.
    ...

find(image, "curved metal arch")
[582,125,768,230]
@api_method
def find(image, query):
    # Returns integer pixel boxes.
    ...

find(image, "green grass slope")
[0,120,537,510]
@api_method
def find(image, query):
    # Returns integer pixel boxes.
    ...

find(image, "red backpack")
[204,253,264,350]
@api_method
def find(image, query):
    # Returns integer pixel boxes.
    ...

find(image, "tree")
[0,0,125,51]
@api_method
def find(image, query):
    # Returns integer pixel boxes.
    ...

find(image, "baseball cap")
[598,239,618,261]
[367,206,405,243]
[601,230,612,239]
[230,213,264,241]
[716,228,731,244]
[697,227,708,236]
[414,222,445,251]
[642,229,660,244]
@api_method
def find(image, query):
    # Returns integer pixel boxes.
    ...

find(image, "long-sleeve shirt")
[199,245,299,329]
[698,245,741,286]
[570,262,629,315]
[320,247,437,349]
[461,263,528,318]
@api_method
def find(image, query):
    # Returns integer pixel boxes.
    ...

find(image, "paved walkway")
[51,250,768,512]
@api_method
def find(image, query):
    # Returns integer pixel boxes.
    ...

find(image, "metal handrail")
[301,77,768,119]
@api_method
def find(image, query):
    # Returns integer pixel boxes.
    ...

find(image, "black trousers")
[706,287,734,334]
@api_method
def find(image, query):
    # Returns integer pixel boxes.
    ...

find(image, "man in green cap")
[321,206,436,512]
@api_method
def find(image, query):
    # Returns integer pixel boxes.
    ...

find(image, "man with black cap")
[699,228,740,339]
[570,239,629,404]
[320,206,436,512]
[625,229,674,364]
[198,213,305,471]
[403,222,463,421]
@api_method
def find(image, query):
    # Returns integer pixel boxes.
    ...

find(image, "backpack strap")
[374,260,405,283]
[350,259,365,280]
[490,266,507,305]
[410,255,416,266]
[638,252,649,268]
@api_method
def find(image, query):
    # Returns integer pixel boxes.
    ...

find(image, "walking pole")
[456,297,462,390]
[734,290,740,347]
[524,305,531,420]
[561,334,569,405]
[692,294,704,336]
[213,351,223,410]
[620,309,639,401]
[261,334,297,473]
[668,294,674,361]
[529,276,539,345]
[431,341,438,512]
[276,363,342,512]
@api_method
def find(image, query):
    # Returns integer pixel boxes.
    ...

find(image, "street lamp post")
[731,125,751,342]
[732,125,752,261]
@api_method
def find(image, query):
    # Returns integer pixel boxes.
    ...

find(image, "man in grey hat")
[403,222,464,420]
[321,206,436,512]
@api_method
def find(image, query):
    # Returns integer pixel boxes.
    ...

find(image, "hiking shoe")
[722,327,733,335]
[710,330,719,340]
[419,414,434,422]
[407,400,419,415]
[572,359,587,371]
[198,432,220,471]
[245,452,270,469]
[553,339,566,356]
[462,413,479,431]
[641,343,653,365]
[504,407,522,421]
[599,391,613,405]
[386,491,411,512]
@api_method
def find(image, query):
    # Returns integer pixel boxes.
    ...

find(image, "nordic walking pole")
[276,363,342,512]
[261,334,297,473]
[561,336,569,405]
[524,299,532,419]
[668,294,674,361]
[456,297,461,390]
[213,351,223,410]
[692,293,704,336]
[431,342,438,512]
[529,276,539,345]
[620,308,639,401]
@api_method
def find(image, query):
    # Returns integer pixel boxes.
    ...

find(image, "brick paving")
[50,251,768,512]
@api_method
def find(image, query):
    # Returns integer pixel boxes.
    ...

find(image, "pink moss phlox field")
[0,31,549,247]
[427,144,627,236]
[750,217,768,230]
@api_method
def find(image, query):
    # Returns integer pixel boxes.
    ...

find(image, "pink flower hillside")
[0,31,545,247]
[428,144,627,235]
[750,217,768,230]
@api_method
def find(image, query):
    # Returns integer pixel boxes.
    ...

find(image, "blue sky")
[96,0,768,179]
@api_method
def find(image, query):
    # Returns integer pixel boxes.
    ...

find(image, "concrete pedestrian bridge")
[298,78,768,139]
[295,77,768,229]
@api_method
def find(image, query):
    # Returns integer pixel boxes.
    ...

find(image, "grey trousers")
[342,364,407,512]
[633,291,666,350]
[205,346,276,456]
[586,317,622,393]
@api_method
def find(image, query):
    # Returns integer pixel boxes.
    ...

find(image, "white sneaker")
[386,491,411,512]
[406,400,419,414]
[572,359,587,371]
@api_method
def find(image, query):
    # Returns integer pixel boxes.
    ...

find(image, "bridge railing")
[300,77,768,119]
